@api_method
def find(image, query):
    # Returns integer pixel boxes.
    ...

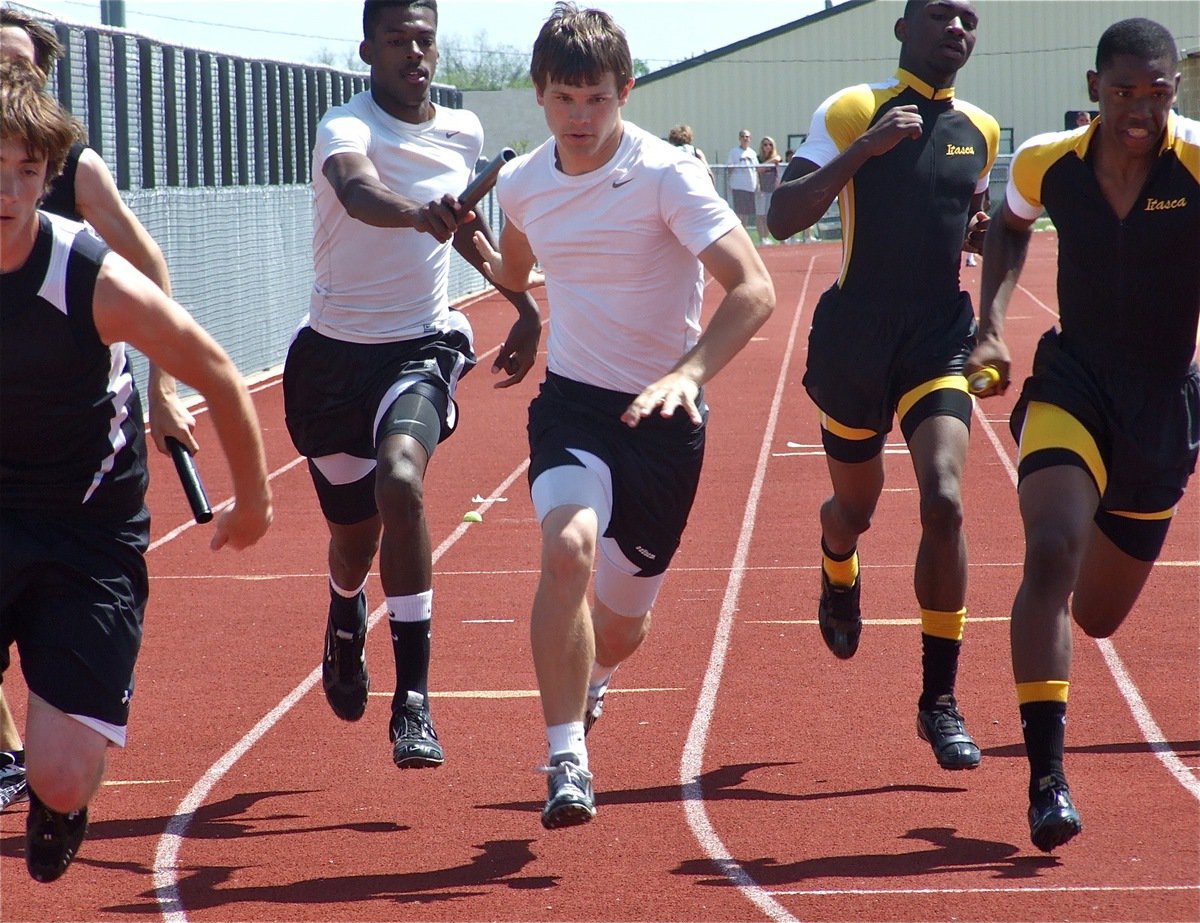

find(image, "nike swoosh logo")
[612,175,634,188]
[445,131,460,138]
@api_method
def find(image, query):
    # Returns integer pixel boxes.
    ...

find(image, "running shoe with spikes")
[25,790,88,883]
[322,610,369,722]
[0,755,29,810]
[917,695,981,770]
[817,570,862,659]
[389,691,444,769]
[1028,778,1082,852]
[540,752,595,829]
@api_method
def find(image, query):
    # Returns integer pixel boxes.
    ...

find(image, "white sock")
[386,589,432,622]
[330,576,367,598]
[547,722,587,770]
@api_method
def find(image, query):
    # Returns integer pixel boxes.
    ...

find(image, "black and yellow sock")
[1018,681,1069,798]
[919,607,966,711]
[821,539,859,588]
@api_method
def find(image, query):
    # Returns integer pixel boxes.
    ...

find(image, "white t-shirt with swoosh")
[496,121,739,394]
[309,91,484,343]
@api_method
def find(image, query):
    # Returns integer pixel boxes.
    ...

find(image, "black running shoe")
[917,695,981,770]
[540,753,595,829]
[389,691,444,768]
[1029,781,1082,852]
[322,613,369,722]
[817,570,862,659]
[584,681,608,736]
[25,791,88,883]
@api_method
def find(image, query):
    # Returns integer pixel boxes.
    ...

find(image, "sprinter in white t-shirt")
[474,2,774,831]
[283,0,541,774]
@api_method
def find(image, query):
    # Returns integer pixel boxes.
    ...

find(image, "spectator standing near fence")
[756,135,782,244]
[1,58,272,882]
[726,128,759,231]
[668,122,712,181]
[474,2,773,829]
[768,0,999,774]
[968,17,1199,853]
[282,0,540,773]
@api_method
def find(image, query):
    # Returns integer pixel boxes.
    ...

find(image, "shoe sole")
[541,802,596,829]
[817,608,861,660]
[1031,813,1082,852]
[392,744,445,769]
[323,682,368,722]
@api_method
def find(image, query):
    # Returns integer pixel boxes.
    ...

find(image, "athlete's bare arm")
[452,219,541,388]
[74,147,197,455]
[91,254,272,550]
[966,200,1037,394]
[323,152,465,242]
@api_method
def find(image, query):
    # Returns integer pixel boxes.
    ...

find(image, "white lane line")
[365,687,684,700]
[746,616,1012,626]
[680,254,817,923]
[147,456,306,553]
[767,884,1199,897]
[153,461,530,923]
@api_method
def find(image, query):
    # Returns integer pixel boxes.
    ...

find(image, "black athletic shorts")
[1011,328,1200,514]
[283,324,476,460]
[527,372,706,577]
[803,287,977,434]
[1,506,150,732]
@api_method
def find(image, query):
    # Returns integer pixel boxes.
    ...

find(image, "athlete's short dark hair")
[530,2,632,93]
[1,6,62,76]
[362,0,437,41]
[1096,18,1178,72]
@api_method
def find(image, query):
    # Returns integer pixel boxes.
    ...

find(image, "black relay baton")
[166,437,214,524]
[458,147,517,213]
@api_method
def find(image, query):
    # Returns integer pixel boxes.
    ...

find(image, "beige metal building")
[622,0,1200,162]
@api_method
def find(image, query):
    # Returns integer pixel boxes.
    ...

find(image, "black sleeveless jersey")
[40,141,85,221]
[0,212,148,518]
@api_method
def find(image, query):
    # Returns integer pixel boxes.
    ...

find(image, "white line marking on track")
[152,460,531,922]
[680,255,818,923]
[767,884,1199,897]
[147,456,307,553]
[103,779,178,786]
[366,687,684,700]
[747,616,1011,626]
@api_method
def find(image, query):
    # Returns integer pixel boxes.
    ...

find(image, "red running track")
[2,234,1197,922]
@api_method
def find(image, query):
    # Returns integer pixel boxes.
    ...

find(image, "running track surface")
[3,235,1197,923]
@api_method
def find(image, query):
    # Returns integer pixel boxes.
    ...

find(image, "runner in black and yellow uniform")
[769,0,998,773]
[970,17,1199,853]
